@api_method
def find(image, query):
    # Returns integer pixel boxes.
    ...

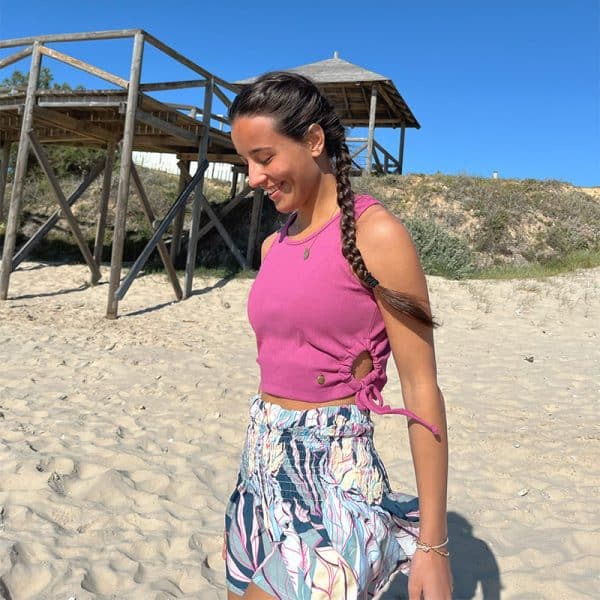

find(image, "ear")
[305,123,326,157]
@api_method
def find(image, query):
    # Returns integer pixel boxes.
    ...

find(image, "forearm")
[403,382,449,544]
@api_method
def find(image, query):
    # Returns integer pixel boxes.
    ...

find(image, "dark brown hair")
[229,71,436,327]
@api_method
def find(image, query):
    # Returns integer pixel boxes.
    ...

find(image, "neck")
[292,172,339,234]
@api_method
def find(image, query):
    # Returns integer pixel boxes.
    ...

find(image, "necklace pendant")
[303,248,310,260]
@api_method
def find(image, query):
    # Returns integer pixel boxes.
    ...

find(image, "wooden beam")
[133,108,199,144]
[196,184,252,241]
[114,160,207,302]
[33,106,117,144]
[246,189,264,268]
[106,31,144,319]
[28,130,102,283]
[143,32,236,93]
[170,159,190,262]
[364,85,377,176]
[0,29,140,49]
[0,42,42,300]
[0,46,33,70]
[93,144,115,266]
[39,46,128,89]
[12,156,105,270]
[139,79,206,92]
[130,164,182,300]
[0,144,10,222]
[184,77,213,298]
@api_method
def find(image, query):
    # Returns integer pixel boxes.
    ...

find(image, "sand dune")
[0,262,598,599]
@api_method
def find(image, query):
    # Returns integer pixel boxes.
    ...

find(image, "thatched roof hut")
[237,53,419,174]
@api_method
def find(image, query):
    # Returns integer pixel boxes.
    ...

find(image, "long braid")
[335,142,437,328]
[230,70,437,328]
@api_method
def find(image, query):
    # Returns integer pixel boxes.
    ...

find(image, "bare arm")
[357,205,451,597]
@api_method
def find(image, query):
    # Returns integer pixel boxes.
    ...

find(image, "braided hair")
[229,71,435,327]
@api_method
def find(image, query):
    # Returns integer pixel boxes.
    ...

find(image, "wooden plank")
[246,189,264,268]
[39,46,129,88]
[13,156,105,269]
[0,29,140,49]
[0,144,10,221]
[139,79,206,92]
[0,46,33,70]
[114,160,207,302]
[0,42,42,300]
[130,163,182,300]
[134,108,199,144]
[33,106,117,144]
[363,85,378,176]
[184,77,213,298]
[28,130,102,283]
[93,144,115,266]
[106,31,144,319]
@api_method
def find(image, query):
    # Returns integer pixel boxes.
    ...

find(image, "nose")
[247,161,267,189]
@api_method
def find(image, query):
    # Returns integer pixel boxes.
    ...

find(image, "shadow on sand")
[380,512,501,599]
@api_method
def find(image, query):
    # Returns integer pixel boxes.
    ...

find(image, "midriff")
[260,390,357,410]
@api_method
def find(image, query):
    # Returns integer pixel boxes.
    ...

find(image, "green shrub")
[404,217,476,279]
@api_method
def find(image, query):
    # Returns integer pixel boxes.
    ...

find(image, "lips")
[265,182,283,199]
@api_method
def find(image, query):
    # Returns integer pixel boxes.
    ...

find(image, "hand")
[408,548,452,599]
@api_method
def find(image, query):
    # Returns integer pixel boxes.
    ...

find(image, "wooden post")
[170,158,190,262]
[364,85,378,176]
[0,144,10,222]
[398,125,406,175]
[130,164,182,300]
[94,143,115,266]
[0,42,41,300]
[229,169,239,199]
[184,77,213,298]
[27,131,102,284]
[246,189,264,268]
[106,32,144,319]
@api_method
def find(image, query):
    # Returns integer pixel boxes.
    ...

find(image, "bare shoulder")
[260,231,279,262]
[356,203,427,297]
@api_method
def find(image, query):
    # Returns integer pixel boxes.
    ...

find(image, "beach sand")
[0,262,598,599]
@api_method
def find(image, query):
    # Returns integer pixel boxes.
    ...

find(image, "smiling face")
[231,114,325,214]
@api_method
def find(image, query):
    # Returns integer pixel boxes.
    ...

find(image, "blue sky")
[1,1,598,186]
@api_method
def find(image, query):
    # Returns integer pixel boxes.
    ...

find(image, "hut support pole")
[0,144,10,222]
[184,77,213,298]
[398,125,405,175]
[170,158,190,262]
[0,42,41,300]
[94,143,115,266]
[106,32,144,319]
[363,85,378,176]
[130,164,182,300]
[246,189,264,268]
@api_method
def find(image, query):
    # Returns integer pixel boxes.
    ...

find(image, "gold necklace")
[290,205,339,260]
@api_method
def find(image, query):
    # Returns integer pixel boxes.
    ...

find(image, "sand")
[0,262,598,599]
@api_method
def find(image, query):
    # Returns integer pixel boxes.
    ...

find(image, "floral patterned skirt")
[224,395,420,599]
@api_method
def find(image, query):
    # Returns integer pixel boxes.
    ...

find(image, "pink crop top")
[247,194,438,434]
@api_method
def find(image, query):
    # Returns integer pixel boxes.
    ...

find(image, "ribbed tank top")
[247,194,437,433]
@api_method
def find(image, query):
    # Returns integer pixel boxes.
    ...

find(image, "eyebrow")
[248,147,273,155]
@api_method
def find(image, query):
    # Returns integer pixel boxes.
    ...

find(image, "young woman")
[223,72,451,600]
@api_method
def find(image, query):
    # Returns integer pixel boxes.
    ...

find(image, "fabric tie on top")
[354,382,440,436]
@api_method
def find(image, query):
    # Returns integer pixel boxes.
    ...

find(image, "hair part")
[230,71,436,328]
